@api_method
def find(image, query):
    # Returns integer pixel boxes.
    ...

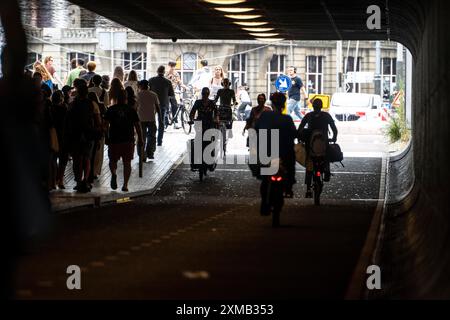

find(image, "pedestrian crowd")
[27,55,309,194]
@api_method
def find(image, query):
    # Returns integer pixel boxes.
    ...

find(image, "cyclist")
[190,87,219,132]
[297,99,338,198]
[255,92,297,214]
[189,87,219,172]
[214,78,236,155]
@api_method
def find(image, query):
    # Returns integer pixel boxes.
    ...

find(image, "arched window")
[175,52,201,85]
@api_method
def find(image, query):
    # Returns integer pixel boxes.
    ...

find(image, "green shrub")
[385,96,410,143]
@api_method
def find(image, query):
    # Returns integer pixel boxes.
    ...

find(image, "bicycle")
[310,139,335,206]
[189,121,219,181]
[260,160,287,227]
[166,87,195,135]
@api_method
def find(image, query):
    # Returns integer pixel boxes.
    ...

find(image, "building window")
[122,52,147,80]
[175,52,201,85]
[266,54,286,96]
[26,52,42,69]
[228,53,247,92]
[381,57,397,100]
[306,56,324,94]
[343,56,362,92]
[67,52,95,72]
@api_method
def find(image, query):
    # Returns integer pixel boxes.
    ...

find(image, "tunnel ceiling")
[68,0,427,54]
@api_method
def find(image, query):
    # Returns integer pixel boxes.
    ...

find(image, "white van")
[329,93,382,121]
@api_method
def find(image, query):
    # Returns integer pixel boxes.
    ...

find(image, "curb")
[52,151,186,213]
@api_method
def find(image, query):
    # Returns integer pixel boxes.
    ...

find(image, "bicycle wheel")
[313,178,322,206]
[181,108,192,134]
[220,124,227,157]
[199,166,205,182]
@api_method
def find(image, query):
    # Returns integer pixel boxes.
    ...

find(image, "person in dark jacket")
[148,65,174,146]
[297,98,338,197]
[51,90,69,189]
[66,81,96,193]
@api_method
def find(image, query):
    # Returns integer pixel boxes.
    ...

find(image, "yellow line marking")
[16,290,33,298]
[182,271,210,280]
[91,261,105,267]
[105,256,118,261]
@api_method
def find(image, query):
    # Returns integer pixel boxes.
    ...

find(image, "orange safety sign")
[392,89,404,108]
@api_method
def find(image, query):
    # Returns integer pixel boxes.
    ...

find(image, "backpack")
[309,129,327,157]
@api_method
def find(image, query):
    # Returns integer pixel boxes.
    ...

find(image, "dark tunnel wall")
[3,0,449,299]
[375,0,450,299]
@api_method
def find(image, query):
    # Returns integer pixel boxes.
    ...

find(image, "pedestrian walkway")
[50,128,191,212]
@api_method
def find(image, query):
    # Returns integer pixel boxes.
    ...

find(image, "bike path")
[15,158,382,299]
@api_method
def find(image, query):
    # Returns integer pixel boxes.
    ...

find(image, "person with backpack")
[255,92,297,207]
[297,99,338,198]
[104,88,144,192]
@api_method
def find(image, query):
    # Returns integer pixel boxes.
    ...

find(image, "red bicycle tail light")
[316,171,321,177]
[271,176,283,182]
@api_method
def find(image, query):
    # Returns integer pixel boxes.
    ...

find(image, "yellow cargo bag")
[294,143,306,167]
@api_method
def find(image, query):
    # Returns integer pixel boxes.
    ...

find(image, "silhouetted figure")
[148,65,175,146]
[104,89,143,192]
[66,80,96,193]
[297,99,338,197]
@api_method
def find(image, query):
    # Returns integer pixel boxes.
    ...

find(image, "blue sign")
[275,75,292,93]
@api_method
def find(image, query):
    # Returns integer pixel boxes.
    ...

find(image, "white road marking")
[345,154,388,299]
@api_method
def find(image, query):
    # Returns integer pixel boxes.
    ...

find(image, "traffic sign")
[275,75,292,93]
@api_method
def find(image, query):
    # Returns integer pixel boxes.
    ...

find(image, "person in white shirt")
[236,84,252,120]
[124,70,139,95]
[136,80,161,161]
[189,60,211,98]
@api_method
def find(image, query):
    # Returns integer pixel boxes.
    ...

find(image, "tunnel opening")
[1,0,449,300]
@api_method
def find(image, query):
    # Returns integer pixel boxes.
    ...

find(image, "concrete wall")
[375,0,450,299]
